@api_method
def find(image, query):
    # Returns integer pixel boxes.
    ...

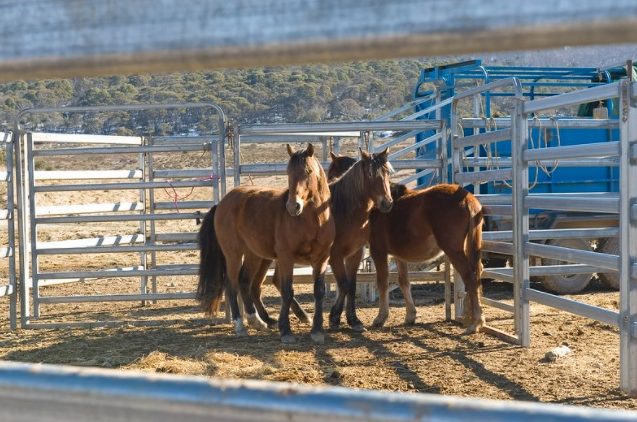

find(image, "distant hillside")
[1,44,634,135]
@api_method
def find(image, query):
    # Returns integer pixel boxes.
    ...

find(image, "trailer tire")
[598,237,619,290]
[539,238,594,294]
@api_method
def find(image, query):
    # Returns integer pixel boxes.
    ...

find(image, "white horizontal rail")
[39,292,195,304]
[481,240,513,255]
[482,297,514,313]
[31,132,142,145]
[0,361,634,422]
[37,243,196,255]
[523,82,620,114]
[34,179,214,193]
[240,121,441,135]
[388,132,443,160]
[34,170,143,180]
[461,118,619,129]
[465,157,619,167]
[37,234,145,250]
[455,168,512,185]
[455,128,512,149]
[525,196,619,214]
[485,264,602,280]
[398,169,435,185]
[36,202,145,216]
[33,144,206,157]
[482,205,513,216]
[36,212,200,224]
[454,78,522,101]
[523,141,619,162]
[526,288,619,327]
[373,130,420,151]
[482,227,620,242]
[400,97,454,121]
[526,242,619,271]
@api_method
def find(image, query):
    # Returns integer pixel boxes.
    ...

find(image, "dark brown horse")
[251,148,395,333]
[197,143,335,344]
[328,153,485,333]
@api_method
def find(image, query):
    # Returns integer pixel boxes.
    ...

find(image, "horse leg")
[310,259,329,344]
[250,259,278,329]
[240,253,268,331]
[397,259,417,325]
[328,254,348,330]
[277,258,296,343]
[447,250,484,334]
[273,266,312,325]
[371,248,390,328]
[224,252,248,336]
[345,248,365,332]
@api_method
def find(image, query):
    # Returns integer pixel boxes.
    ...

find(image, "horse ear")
[378,147,389,157]
[286,144,294,157]
[359,147,371,160]
[306,143,314,157]
[329,151,338,161]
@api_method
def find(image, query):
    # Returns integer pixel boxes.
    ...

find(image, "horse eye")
[306,167,312,175]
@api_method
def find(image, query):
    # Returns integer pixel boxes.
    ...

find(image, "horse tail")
[196,205,225,316]
[466,198,484,284]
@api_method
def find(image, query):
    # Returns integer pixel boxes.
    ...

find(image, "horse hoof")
[463,326,478,335]
[350,323,366,333]
[298,315,313,326]
[372,317,386,328]
[281,334,297,344]
[267,321,278,330]
[328,320,341,330]
[404,318,417,326]
[235,328,248,337]
[247,314,268,331]
[310,331,325,344]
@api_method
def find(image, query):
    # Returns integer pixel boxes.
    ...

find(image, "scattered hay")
[126,351,210,375]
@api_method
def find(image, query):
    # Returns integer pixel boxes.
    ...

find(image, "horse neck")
[329,163,372,222]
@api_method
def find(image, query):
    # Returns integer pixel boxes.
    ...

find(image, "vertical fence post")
[512,97,530,347]
[4,131,17,329]
[14,131,29,327]
[233,133,241,188]
[619,79,637,396]
[450,98,464,322]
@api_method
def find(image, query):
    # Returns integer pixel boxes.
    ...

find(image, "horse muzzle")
[377,199,393,213]
[286,200,303,217]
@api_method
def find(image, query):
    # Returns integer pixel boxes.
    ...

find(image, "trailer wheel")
[540,238,594,294]
[598,237,619,290]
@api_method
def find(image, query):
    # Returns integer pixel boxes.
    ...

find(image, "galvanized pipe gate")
[13,103,226,328]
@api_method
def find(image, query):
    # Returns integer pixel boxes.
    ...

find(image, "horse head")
[285,143,327,217]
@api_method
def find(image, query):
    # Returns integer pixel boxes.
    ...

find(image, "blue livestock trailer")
[412,59,636,293]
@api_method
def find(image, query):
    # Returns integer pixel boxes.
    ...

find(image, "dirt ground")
[0,139,635,411]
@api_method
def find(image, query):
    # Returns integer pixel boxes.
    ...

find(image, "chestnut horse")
[251,148,395,333]
[197,144,334,344]
[328,153,485,333]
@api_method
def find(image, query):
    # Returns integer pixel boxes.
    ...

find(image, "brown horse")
[328,153,485,333]
[251,148,395,333]
[197,143,335,344]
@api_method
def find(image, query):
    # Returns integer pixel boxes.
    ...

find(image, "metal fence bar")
[30,132,142,145]
[524,196,619,214]
[33,143,210,156]
[37,202,145,216]
[461,117,619,129]
[39,292,196,304]
[0,131,17,329]
[526,289,619,327]
[455,128,512,149]
[512,96,530,347]
[523,141,620,161]
[619,79,637,396]
[454,169,512,185]
[526,242,618,271]
[37,212,201,224]
[482,227,620,242]
[34,170,143,180]
[523,82,620,114]
[1,361,634,422]
[465,157,619,167]
[240,120,442,134]
[35,179,216,193]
